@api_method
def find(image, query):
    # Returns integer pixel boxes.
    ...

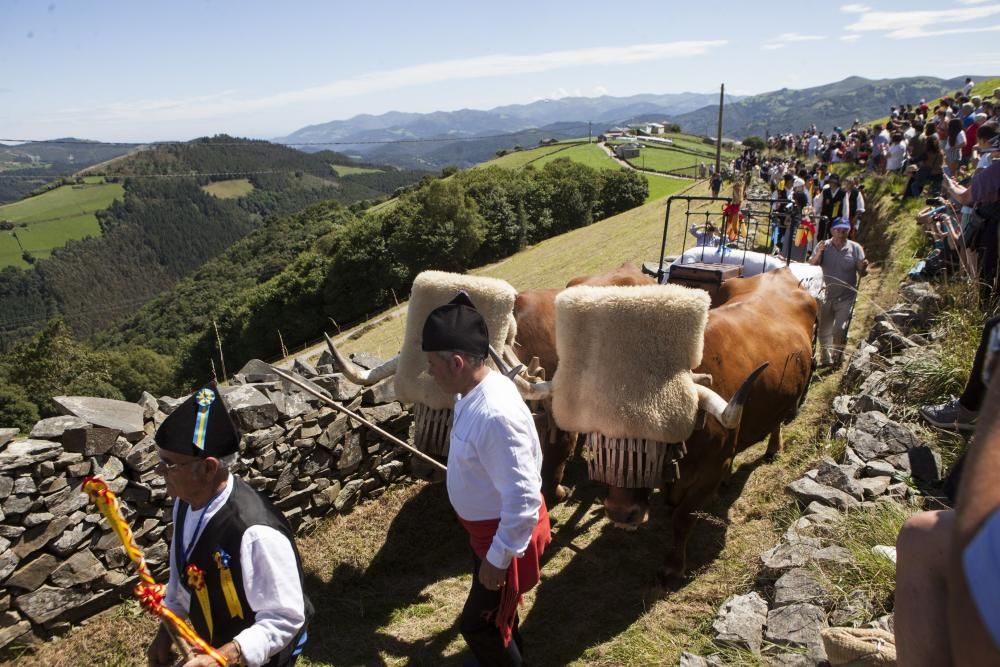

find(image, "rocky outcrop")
[0,358,415,649]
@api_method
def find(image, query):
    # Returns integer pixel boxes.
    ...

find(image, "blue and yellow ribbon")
[192,388,215,451]
[214,549,244,620]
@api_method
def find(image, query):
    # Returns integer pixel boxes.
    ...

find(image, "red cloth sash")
[458,500,551,646]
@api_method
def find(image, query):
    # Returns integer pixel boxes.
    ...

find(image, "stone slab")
[53,396,144,440]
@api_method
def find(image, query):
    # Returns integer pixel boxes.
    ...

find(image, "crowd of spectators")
[755,79,1000,666]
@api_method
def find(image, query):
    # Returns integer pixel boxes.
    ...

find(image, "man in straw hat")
[423,292,551,667]
[148,381,311,667]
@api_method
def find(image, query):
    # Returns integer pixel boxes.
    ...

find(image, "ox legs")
[764,425,783,461]
[537,413,574,505]
[660,474,723,588]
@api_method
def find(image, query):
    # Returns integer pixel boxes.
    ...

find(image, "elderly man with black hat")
[422,292,551,667]
[147,382,311,667]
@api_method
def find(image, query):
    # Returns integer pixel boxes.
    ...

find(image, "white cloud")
[53,41,727,125]
[840,34,862,41]
[593,85,610,96]
[841,4,872,12]
[762,32,823,50]
[958,0,991,4]
[844,5,1000,38]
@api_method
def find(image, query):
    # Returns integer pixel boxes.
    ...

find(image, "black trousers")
[460,554,523,667]
[959,315,1000,410]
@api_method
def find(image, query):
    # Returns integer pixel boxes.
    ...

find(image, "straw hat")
[821,627,896,666]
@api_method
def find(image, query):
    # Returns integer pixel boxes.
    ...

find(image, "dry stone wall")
[0,358,412,650]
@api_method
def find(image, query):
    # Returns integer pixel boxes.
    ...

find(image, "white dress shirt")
[163,473,306,667]
[447,371,543,570]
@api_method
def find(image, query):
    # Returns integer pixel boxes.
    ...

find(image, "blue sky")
[3,0,1000,142]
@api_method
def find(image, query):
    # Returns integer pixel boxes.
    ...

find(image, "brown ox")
[601,267,817,583]
[511,263,656,502]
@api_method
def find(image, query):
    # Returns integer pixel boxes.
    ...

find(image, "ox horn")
[512,374,554,401]
[696,362,768,430]
[323,332,399,386]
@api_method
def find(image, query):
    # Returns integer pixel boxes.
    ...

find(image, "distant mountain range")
[674,75,994,139]
[276,75,995,170]
[274,91,738,170]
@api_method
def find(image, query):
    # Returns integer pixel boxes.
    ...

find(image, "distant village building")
[614,143,641,159]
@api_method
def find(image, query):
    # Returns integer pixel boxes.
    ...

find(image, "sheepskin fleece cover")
[552,283,710,443]
[395,271,517,410]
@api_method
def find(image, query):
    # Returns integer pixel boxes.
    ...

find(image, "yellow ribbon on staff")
[83,477,227,666]
[186,564,214,642]
[214,550,244,620]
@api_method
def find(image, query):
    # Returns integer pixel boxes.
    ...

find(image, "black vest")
[175,477,312,667]
[846,190,861,219]
[820,186,845,221]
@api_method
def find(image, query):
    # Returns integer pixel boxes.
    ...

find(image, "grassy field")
[481,141,690,205]
[331,164,383,176]
[200,178,254,199]
[481,143,588,170]
[4,173,924,666]
[0,179,124,268]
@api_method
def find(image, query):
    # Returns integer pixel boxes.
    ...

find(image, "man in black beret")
[423,292,550,667]
[148,381,312,667]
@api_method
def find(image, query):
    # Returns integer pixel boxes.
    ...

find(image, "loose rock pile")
[0,357,413,650]
[682,280,946,666]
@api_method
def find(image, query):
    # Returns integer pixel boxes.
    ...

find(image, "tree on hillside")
[388,179,485,281]
[2,319,122,418]
[599,169,649,217]
[743,136,766,150]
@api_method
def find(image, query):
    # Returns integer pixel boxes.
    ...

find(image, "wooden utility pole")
[212,319,227,383]
[715,83,725,176]
[588,121,592,144]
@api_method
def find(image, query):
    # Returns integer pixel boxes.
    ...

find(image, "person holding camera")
[810,219,868,366]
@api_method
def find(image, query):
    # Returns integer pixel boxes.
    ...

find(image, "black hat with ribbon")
[154,381,240,457]
[421,291,490,358]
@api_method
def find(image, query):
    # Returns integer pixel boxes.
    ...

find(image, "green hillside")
[0,137,427,351]
[201,178,254,199]
[331,164,383,176]
[0,180,124,268]
[479,139,692,203]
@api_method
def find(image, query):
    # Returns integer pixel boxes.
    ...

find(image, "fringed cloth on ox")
[412,402,453,457]
[585,434,688,488]
[551,283,711,444]
[458,501,551,647]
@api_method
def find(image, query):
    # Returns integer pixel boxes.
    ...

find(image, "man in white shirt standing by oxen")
[148,382,311,667]
[422,292,551,667]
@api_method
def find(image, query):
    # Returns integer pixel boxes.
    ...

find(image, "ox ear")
[324,332,399,386]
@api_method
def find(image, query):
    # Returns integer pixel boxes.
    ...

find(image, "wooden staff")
[269,366,448,473]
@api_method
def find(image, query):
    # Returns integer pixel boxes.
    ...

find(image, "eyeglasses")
[156,458,200,472]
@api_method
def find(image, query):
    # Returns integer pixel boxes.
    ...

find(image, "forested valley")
[0,157,647,430]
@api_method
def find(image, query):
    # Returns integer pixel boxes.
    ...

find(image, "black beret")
[154,381,240,458]
[421,291,490,358]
